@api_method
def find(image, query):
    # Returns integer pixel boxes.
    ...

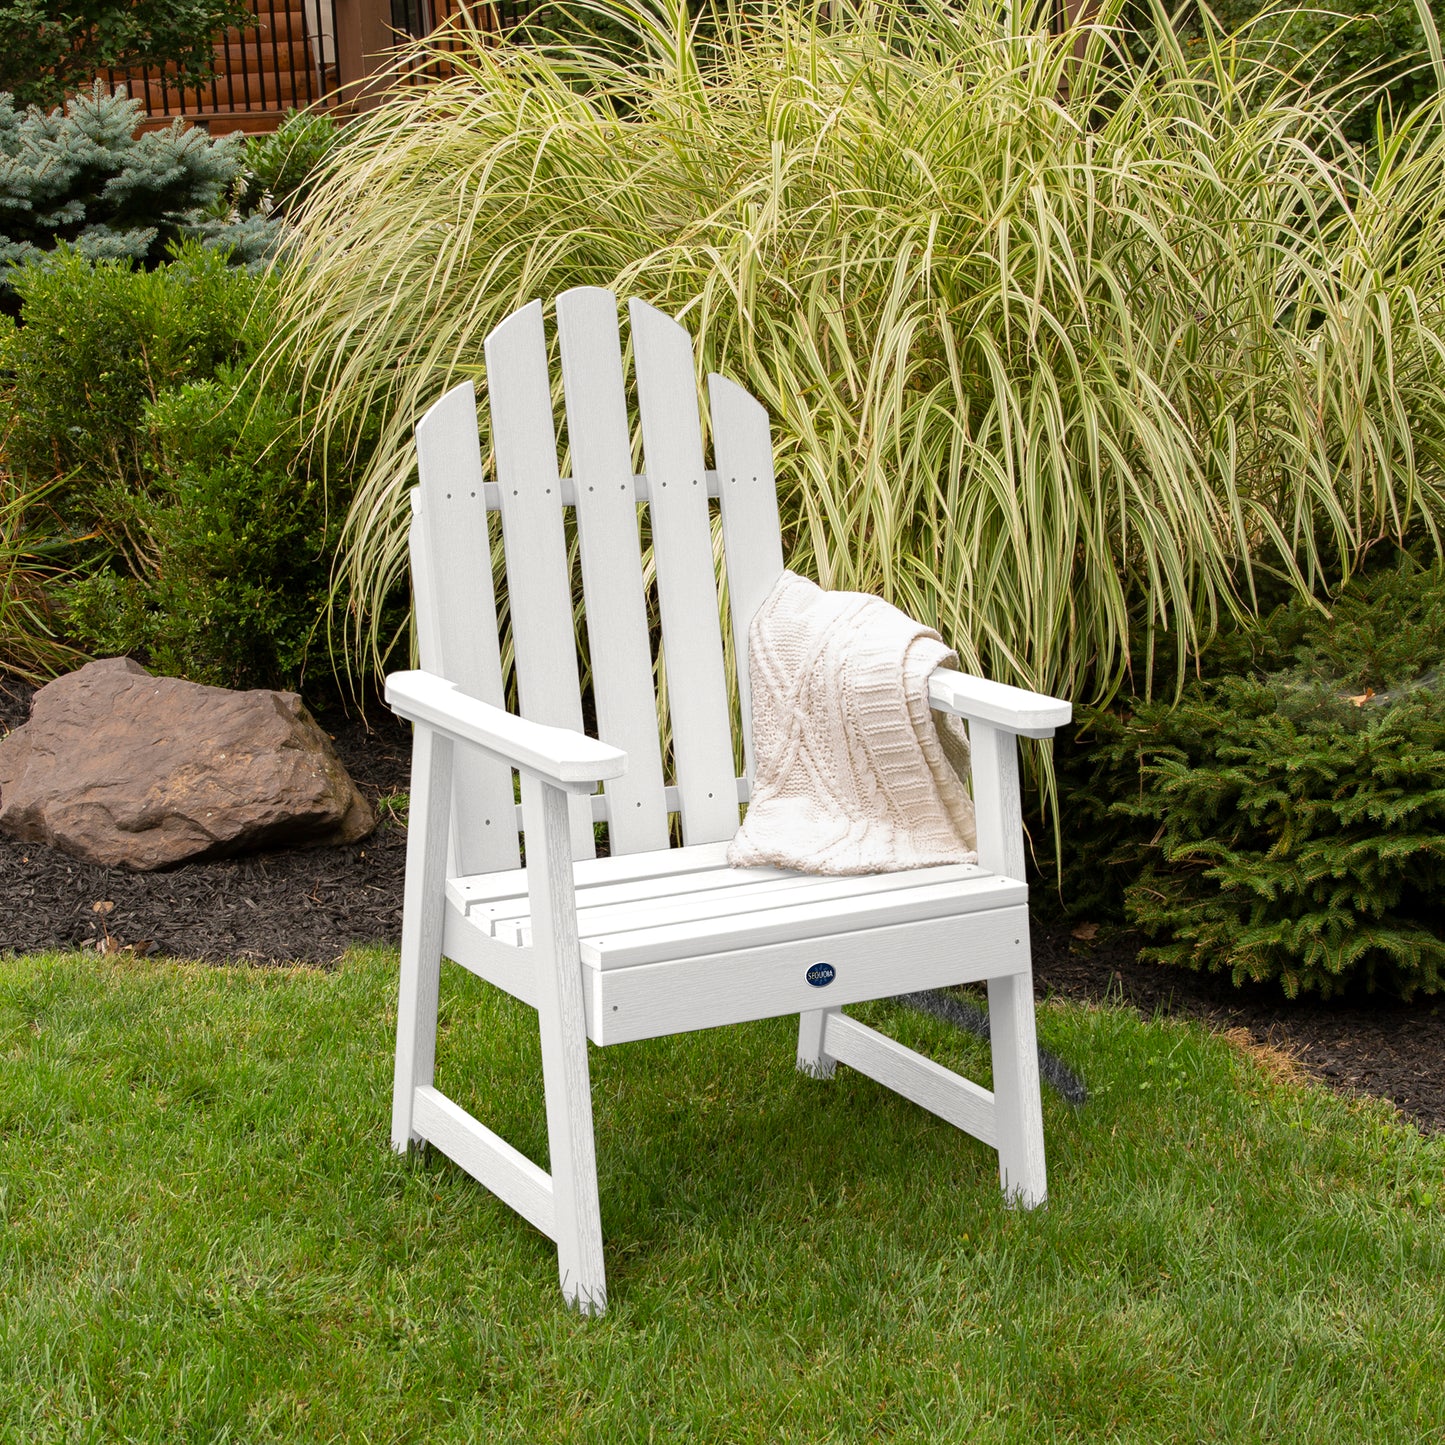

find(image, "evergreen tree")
[0,84,277,273]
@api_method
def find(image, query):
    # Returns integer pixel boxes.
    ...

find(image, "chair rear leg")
[797,1007,838,1077]
[987,971,1047,1207]
[393,728,454,1152]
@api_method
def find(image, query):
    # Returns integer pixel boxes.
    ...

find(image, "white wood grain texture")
[409,499,444,680]
[411,498,507,882]
[514,777,748,830]
[586,905,1031,1045]
[963,724,1046,1201]
[928,667,1072,737]
[386,670,624,789]
[580,875,1025,968]
[521,773,607,1314]
[413,391,520,874]
[557,287,670,854]
[409,499,465,868]
[796,1008,836,1078]
[708,373,785,779]
[412,1086,557,1240]
[823,1012,997,1148]
[969,722,1027,882]
[490,862,992,946]
[476,857,969,919]
[441,904,538,1008]
[391,725,455,1150]
[630,299,739,844]
[988,966,1048,1207]
[472,471,727,512]
[486,302,596,861]
[449,840,735,914]
[473,862,785,929]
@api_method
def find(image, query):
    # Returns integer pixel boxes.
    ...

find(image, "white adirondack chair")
[385,289,1071,1314]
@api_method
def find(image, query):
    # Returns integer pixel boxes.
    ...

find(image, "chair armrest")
[927,667,1071,738]
[384,669,627,790]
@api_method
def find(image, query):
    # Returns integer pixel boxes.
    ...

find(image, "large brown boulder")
[0,658,375,870]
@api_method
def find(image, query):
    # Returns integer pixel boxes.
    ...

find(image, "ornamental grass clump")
[274,0,1445,709]
[0,475,80,682]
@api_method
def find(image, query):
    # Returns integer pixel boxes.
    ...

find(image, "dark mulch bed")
[3,671,1442,1133]
[0,672,410,968]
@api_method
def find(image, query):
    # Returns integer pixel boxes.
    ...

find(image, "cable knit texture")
[728,571,978,874]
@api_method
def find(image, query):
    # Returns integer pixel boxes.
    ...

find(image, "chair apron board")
[385,287,1071,1314]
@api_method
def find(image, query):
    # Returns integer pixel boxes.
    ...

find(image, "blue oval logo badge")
[806,962,836,988]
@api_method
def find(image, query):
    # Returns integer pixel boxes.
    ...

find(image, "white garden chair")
[385,289,1071,1314]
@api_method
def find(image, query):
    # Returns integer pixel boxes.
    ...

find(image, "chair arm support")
[385,669,627,792]
[928,667,1071,738]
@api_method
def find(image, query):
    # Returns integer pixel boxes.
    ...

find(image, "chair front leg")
[392,726,455,1153]
[521,773,607,1315]
[970,721,1047,1208]
[988,969,1047,1207]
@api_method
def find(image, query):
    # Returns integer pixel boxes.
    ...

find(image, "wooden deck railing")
[113,0,341,133]
[120,2,1089,134]
[119,0,527,133]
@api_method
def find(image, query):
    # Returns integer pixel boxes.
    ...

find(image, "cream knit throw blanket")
[728,571,978,874]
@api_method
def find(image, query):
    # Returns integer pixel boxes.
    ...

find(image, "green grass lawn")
[2,949,1443,1443]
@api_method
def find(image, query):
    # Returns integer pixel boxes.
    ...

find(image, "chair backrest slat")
[485,301,597,861]
[413,384,521,874]
[629,299,741,845]
[555,287,671,855]
[708,374,786,780]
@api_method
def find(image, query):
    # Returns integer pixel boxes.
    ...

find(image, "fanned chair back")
[409,289,783,873]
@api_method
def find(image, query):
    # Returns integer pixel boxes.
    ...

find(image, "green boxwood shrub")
[235,110,343,221]
[1069,560,1445,1000]
[0,242,256,505]
[0,239,372,694]
[62,365,353,691]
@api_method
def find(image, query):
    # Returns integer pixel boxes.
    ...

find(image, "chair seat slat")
[489,861,991,945]
[473,856,978,923]
[474,864,784,922]
[578,874,1026,968]
[449,840,735,915]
